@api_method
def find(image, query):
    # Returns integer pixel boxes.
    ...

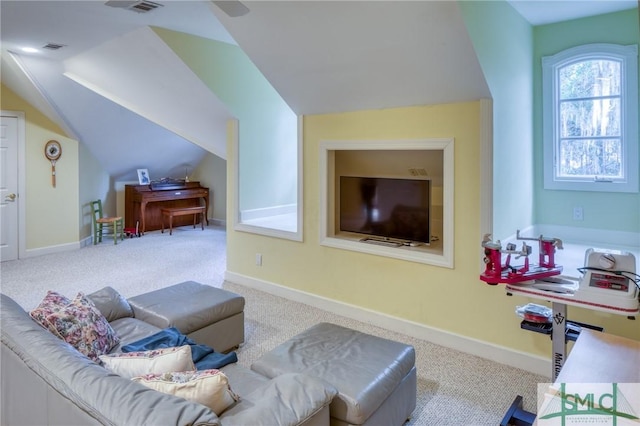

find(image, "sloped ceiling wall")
[210,1,491,115]
[63,26,231,161]
[8,49,217,181]
[1,52,78,139]
[1,0,491,183]
[2,1,635,184]
[1,0,235,182]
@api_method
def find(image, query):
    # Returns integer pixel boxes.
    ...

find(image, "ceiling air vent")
[105,1,163,13]
[42,43,66,50]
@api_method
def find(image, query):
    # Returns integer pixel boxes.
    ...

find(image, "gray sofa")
[0,290,337,426]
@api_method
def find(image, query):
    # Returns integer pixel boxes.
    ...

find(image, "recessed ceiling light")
[21,47,39,53]
[43,43,66,50]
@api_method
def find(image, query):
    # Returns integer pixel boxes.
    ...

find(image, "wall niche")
[320,139,454,268]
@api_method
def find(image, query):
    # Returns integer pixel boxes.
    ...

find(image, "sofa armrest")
[219,372,337,426]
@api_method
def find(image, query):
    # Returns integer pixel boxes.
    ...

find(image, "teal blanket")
[121,327,237,370]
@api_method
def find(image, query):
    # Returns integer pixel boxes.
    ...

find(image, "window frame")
[542,43,638,193]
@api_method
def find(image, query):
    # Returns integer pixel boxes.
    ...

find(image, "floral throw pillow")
[45,292,120,362]
[132,369,239,415]
[29,290,71,333]
[99,345,195,379]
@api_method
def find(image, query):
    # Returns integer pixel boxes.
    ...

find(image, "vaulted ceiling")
[1,1,636,182]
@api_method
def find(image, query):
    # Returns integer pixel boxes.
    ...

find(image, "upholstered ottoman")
[251,322,417,426]
[128,281,244,353]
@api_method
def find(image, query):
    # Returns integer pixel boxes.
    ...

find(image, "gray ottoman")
[128,281,245,353]
[251,322,417,426]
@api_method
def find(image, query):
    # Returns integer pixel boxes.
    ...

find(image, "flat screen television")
[339,176,431,244]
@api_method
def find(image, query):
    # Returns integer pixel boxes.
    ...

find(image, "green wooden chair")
[91,200,124,245]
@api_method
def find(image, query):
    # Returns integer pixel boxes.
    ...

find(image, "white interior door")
[1,115,19,261]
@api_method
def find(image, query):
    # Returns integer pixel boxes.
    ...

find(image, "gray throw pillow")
[87,286,133,322]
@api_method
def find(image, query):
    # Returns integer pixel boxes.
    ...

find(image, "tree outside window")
[542,44,638,193]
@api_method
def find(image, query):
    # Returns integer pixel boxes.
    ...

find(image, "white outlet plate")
[572,207,584,221]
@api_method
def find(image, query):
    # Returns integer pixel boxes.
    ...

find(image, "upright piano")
[125,181,209,234]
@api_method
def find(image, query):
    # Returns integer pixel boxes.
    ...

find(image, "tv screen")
[339,176,430,244]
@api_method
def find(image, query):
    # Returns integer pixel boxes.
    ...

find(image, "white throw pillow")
[99,345,195,379]
[132,369,239,415]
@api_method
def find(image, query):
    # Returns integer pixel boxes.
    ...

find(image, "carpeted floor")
[1,225,545,425]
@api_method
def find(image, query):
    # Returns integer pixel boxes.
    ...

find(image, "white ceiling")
[1,1,637,182]
[1,0,236,181]
[507,0,637,25]
[0,1,236,61]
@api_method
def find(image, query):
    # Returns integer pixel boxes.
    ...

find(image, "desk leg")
[551,302,566,381]
[500,395,536,426]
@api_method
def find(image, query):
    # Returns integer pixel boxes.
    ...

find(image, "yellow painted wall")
[1,84,80,249]
[227,101,640,362]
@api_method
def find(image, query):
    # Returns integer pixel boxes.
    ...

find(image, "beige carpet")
[1,225,545,425]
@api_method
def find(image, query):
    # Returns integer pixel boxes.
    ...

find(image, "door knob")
[5,193,16,201]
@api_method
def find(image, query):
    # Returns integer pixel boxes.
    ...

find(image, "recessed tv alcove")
[320,139,454,268]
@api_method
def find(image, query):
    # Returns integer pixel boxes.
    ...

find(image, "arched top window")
[542,43,638,192]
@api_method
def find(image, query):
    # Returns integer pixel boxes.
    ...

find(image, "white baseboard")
[209,218,226,227]
[80,236,92,248]
[225,270,551,378]
[23,241,81,258]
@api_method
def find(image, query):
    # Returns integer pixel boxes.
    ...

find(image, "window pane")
[560,98,621,137]
[560,60,621,99]
[558,138,622,178]
[543,43,638,192]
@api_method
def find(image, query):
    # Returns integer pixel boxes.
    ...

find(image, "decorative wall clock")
[44,140,62,187]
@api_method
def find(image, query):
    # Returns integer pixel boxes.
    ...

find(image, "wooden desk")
[502,330,640,426]
[161,206,205,235]
[505,283,634,381]
[556,329,640,383]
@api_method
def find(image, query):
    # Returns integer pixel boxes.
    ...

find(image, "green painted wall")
[78,141,111,241]
[153,27,297,214]
[459,0,534,241]
[533,9,640,233]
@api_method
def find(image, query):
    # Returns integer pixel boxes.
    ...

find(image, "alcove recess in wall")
[319,139,454,268]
